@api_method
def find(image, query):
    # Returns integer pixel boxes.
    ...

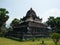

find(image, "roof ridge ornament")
[30,8,32,10]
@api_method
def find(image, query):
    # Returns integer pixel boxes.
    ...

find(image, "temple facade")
[13,8,51,40]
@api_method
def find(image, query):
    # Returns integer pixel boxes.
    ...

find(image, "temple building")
[13,8,51,40]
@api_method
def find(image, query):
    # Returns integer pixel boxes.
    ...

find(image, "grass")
[0,37,60,45]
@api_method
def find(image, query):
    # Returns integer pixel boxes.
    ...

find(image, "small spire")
[30,8,32,10]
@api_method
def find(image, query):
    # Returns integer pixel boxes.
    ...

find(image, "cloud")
[45,8,60,16]
[42,8,60,22]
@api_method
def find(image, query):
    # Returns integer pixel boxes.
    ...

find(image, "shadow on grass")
[4,36,24,42]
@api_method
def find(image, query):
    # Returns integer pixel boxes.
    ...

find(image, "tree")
[0,8,9,32]
[10,18,20,28]
[46,16,60,33]
[50,33,60,45]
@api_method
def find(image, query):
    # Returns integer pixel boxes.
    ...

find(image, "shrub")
[50,33,60,45]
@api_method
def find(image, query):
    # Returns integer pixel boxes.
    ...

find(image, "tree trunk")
[55,42,57,45]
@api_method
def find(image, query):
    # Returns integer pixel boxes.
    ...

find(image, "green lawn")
[0,37,60,45]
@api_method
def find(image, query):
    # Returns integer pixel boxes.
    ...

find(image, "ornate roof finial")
[30,8,32,11]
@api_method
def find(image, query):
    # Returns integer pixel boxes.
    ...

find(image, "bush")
[50,33,60,45]
[0,32,3,37]
[31,37,35,41]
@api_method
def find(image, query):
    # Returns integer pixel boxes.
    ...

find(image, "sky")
[0,0,60,27]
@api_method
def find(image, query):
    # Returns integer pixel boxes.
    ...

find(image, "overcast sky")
[0,0,60,27]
